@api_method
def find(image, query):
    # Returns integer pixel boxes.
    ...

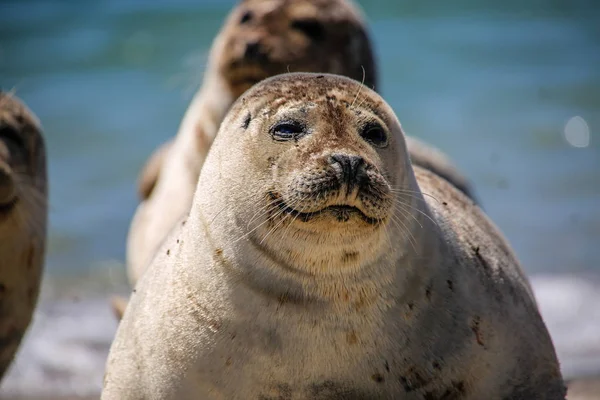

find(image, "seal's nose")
[244,41,266,62]
[329,153,367,194]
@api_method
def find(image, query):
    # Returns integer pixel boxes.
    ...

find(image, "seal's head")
[0,92,46,233]
[215,0,377,98]
[203,73,419,276]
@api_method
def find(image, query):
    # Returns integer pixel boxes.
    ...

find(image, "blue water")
[0,0,599,397]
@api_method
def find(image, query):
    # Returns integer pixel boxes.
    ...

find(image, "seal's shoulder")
[413,165,534,301]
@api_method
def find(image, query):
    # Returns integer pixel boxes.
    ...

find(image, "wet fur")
[103,74,564,399]
[0,92,47,381]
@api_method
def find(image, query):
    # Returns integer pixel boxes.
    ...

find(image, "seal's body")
[125,0,380,287]
[103,74,564,399]
[0,92,47,380]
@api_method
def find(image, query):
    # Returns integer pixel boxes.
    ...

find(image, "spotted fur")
[103,74,564,399]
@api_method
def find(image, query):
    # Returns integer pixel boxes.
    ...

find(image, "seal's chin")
[223,63,271,89]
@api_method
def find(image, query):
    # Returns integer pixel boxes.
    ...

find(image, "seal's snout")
[329,153,367,196]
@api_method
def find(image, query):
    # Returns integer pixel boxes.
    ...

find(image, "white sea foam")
[1,274,599,397]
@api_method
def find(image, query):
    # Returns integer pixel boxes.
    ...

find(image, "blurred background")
[0,0,598,397]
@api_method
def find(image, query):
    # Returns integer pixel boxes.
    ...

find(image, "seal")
[406,135,477,202]
[124,0,379,290]
[0,92,47,381]
[125,0,476,296]
[103,73,565,399]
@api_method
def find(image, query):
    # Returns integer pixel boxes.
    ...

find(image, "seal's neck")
[202,185,441,312]
[174,65,235,163]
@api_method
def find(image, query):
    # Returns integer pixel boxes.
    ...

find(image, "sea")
[0,0,599,397]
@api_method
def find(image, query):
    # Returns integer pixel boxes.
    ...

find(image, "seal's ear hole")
[360,123,388,148]
[270,120,306,141]
[239,11,253,24]
[242,113,251,130]
[290,19,325,41]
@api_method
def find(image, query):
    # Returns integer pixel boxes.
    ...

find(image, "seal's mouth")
[269,192,381,225]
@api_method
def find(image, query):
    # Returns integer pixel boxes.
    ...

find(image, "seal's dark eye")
[271,121,305,141]
[290,19,325,41]
[361,123,388,148]
[239,11,253,24]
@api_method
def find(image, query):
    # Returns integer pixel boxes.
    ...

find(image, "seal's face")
[218,0,376,98]
[267,107,393,231]
[227,74,408,242]
[0,93,46,225]
[202,73,414,275]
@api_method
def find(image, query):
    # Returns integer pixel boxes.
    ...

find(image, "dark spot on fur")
[225,357,232,366]
[473,246,492,274]
[442,201,448,206]
[242,112,251,129]
[346,330,357,345]
[259,383,292,400]
[182,220,186,226]
[432,361,441,370]
[325,94,337,103]
[209,319,221,331]
[371,373,384,383]
[399,368,430,392]
[407,302,414,310]
[425,380,465,399]
[132,289,136,293]
[470,316,485,347]
[0,283,5,295]
[446,279,454,292]
[341,251,359,263]
[316,75,324,79]
[215,248,223,257]
[309,381,368,399]
[166,249,170,255]
[176,239,179,244]
[425,284,432,301]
